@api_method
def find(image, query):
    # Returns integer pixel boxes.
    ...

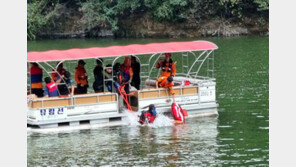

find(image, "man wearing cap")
[75,60,88,94]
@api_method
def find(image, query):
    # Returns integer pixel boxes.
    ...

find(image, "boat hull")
[27,81,218,130]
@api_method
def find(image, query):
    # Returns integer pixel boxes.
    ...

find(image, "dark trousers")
[76,84,88,94]
[93,84,104,93]
[31,88,44,97]
[124,83,130,94]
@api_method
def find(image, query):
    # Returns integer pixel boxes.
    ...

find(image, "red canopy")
[27,41,218,62]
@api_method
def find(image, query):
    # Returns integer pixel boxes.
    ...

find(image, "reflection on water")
[27,117,219,166]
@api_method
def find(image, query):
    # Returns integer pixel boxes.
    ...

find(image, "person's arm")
[85,70,88,85]
[172,63,176,77]
[74,70,79,85]
[51,72,56,82]
[93,68,97,80]
[156,59,162,68]
[56,75,64,83]
[69,79,75,96]
[172,94,175,103]
[129,68,133,83]
[70,85,75,96]
[43,87,49,98]
[155,81,158,89]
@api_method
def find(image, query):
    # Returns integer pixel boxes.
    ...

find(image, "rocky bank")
[37,8,268,39]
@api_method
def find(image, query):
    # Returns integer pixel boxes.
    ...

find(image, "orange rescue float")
[171,103,187,124]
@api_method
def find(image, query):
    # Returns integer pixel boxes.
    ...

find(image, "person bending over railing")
[155,76,175,100]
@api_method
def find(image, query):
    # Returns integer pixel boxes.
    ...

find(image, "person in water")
[139,104,157,124]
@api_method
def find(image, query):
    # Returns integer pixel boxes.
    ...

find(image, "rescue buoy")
[182,109,188,117]
[171,103,186,123]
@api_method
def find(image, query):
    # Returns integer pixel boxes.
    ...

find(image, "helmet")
[148,104,155,111]
[148,104,157,115]
[167,76,173,82]
[164,53,172,57]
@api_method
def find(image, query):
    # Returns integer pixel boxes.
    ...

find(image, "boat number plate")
[38,107,67,120]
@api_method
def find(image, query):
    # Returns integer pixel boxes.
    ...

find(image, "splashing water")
[122,109,141,126]
[148,113,173,128]
[122,109,173,127]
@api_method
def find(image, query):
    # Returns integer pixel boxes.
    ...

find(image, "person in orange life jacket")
[30,62,44,97]
[75,60,88,94]
[120,57,133,94]
[156,76,175,96]
[56,71,74,96]
[156,53,176,78]
[51,62,66,82]
[43,77,59,97]
[139,104,157,124]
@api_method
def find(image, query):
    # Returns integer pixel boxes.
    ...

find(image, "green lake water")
[27,36,269,166]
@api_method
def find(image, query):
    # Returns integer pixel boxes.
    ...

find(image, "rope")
[117,84,145,124]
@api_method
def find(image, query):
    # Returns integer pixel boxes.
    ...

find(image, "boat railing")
[138,85,198,100]
[27,92,118,109]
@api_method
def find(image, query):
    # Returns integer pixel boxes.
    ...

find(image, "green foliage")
[80,0,141,31]
[27,0,269,40]
[144,0,188,22]
[27,1,46,40]
[254,0,269,11]
[218,0,269,20]
[27,0,67,40]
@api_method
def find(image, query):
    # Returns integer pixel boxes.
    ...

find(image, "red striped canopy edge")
[27,40,218,62]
